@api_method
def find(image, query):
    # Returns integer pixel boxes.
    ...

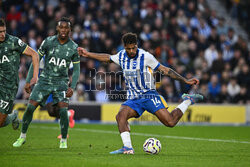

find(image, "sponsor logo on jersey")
[133,61,137,68]
[49,57,66,67]
[0,55,10,63]
[18,39,24,46]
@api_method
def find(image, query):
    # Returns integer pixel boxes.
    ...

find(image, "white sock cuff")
[120,131,130,136]
[120,131,132,148]
[20,133,26,138]
[176,100,191,114]
[61,138,67,142]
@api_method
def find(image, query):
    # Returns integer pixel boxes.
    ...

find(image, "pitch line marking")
[34,126,250,144]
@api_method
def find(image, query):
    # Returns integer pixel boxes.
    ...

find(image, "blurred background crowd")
[0,0,249,104]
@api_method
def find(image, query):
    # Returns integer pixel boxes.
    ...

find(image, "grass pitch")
[0,123,250,167]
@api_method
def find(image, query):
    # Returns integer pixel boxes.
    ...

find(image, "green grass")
[1,123,250,167]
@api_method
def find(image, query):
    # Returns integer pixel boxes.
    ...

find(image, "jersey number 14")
[151,97,161,106]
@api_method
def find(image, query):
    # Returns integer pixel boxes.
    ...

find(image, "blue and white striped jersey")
[110,48,160,99]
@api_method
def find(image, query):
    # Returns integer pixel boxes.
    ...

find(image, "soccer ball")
[143,138,162,154]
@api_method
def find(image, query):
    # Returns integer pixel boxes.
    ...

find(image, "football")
[143,138,162,154]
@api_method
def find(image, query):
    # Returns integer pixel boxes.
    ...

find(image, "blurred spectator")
[233,57,246,76]
[190,10,202,28]
[6,5,21,22]
[198,83,209,102]
[227,77,240,103]
[218,83,230,103]
[207,26,219,47]
[18,14,30,36]
[204,44,218,68]
[217,17,228,35]
[237,64,250,86]
[226,28,238,45]
[208,10,219,26]
[176,9,187,26]
[176,33,189,55]
[198,19,211,38]
[230,49,241,69]
[9,20,19,36]
[140,24,152,41]
[178,51,193,72]
[208,74,221,102]
[211,51,225,74]
[235,86,250,104]
[222,41,234,62]
[221,70,231,84]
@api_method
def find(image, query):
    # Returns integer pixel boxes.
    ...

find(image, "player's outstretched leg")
[155,93,203,127]
[13,103,37,147]
[110,105,137,154]
[57,109,75,139]
[59,107,69,148]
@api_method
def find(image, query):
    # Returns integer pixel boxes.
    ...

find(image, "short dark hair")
[58,17,71,27]
[0,18,6,27]
[122,32,137,45]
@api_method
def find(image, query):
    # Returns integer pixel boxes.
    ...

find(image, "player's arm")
[157,65,199,85]
[25,39,47,93]
[77,47,110,62]
[23,46,39,86]
[66,62,80,97]
[25,51,44,94]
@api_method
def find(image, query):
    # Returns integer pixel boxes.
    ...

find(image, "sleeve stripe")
[154,63,160,71]
[38,50,44,57]
[22,46,29,54]
[73,61,80,64]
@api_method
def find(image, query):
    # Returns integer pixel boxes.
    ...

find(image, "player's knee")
[26,104,36,113]
[115,113,120,122]
[161,120,175,128]
[116,112,125,123]
[167,121,176,128]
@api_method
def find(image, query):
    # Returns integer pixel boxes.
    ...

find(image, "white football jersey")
[110,48,160,99]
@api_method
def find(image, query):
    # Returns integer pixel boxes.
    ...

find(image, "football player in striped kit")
[78,32,203,154]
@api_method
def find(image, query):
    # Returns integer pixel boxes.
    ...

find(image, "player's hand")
[185,78,199,85]
[30,77,37,86]
[24,83,32,94]
[77,47,89,57]
[66,87,73,97]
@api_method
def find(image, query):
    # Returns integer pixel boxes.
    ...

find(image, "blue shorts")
[45,94,53,104]
[122,90,168,117]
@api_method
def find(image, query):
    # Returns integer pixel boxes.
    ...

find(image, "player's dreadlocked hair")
[0,18,6,27]
[122,32,137,45]
[58,17,71,28]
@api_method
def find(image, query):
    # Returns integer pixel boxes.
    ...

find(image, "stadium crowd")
[1,0,249,104]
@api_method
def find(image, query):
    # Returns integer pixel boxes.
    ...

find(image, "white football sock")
[176,99,191,114]
[120,131,132,148]
[20,133,26,138]
[67,110,71,118]
[61,138,67,142]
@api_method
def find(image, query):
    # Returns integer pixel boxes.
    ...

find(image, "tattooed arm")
[157,64,199,85]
